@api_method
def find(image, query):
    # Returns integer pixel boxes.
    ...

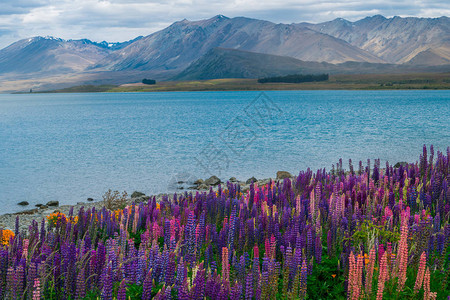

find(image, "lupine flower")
[376,253,388,300]
[117,279,127,300]
[222,247,230,283]
[32,278,41,300]
[101,264,113,300]
[397,210,410,290]
[414,251,427,293]
[423,267,438,300]
[365,247,376,295]
[142,269,153,300]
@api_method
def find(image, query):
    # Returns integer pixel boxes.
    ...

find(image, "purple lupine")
[245,272,253,300]
[300,259,308,297]
[192,263,206,299]
[76,267,86,300]
[6,267,15,299]
[315,235,322,264]
[101,264,113,300]
[185,211,196,264]
[165,252,176,286]
[117,279,127,300]
[136,249,146,284]
[16,265,25,299]
[142,269,153,300]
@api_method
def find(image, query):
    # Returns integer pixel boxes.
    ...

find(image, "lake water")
[0,90,449,213]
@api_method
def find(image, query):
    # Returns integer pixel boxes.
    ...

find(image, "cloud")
[0,0,448,49]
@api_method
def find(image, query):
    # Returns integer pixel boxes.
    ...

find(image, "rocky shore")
[0,171,293,232]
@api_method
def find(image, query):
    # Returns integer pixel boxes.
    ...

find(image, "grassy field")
[43,72,450,93]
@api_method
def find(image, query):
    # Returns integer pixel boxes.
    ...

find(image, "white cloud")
[0,0,448,48]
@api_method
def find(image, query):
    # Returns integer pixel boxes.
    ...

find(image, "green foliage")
[142,78,156,85]
[258,73,329,83]
[102,189,128,210]
[306,255,346,299]
[126,283,143,298]
[348,220,399,249]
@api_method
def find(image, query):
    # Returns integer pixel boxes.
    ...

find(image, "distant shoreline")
[25,72,450,93]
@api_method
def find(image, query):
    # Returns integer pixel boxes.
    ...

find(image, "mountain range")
[0,15,449,92]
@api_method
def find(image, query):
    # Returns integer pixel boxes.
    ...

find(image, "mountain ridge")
[300,15,450,64]
[174,47,450,81]
[0,14,449,92]
[93,15,384,74]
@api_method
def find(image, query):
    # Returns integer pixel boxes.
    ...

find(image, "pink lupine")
[397,210,409,290]
[378,244,385,264]
[413,251,426,293]
[354,253,364,299]
[23,239,29,258]
[222,247,230,283]
[348,252,356,299]
[365,248,376,295]
[32,278,41,300]
[424,267,430,300]
[376,253,388,300]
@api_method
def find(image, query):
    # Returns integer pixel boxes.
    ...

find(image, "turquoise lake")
[0,90,449,213]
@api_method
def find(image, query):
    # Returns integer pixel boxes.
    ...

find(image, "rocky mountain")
[93,15,383,73]
[174,48,337,80]
[0,36,141,75]
[175,47,450,81]
[300,15,450,65]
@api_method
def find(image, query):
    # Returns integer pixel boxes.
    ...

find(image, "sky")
[0,0,449,49]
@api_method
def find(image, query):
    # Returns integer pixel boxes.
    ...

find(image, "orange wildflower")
[0,229,14,246]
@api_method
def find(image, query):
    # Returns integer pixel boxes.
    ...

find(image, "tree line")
[258,73,329,83]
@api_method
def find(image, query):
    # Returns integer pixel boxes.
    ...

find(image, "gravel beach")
[0,175,279,232]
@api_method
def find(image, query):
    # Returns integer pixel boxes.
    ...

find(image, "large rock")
[246,177,258,184]
[197,184,209,190]
[18,201,29,206]
[131,191,145,198]
[87,197,94,202]
[241,185,250,193]
[276,171,292,180]
[394,162,408,168]
[15,208,38,215]
[46,201,59,207]
[205,176,221,186]
[194,179,204,185]
[134,196,150,204]
[229,177,237,182]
